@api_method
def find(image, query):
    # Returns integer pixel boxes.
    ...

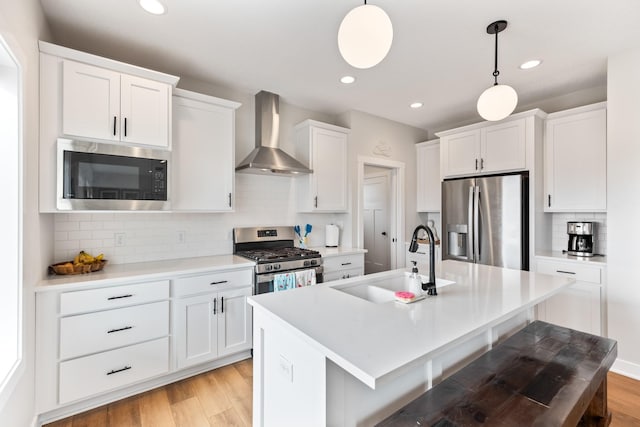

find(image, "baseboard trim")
[36,351,251,426]
[611,357,640,381]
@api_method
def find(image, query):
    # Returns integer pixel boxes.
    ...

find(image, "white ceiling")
[39,0,640,132]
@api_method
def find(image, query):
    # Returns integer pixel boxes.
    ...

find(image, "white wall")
[607,46,640,379]
[0,0,51,424]
[337,110,429,248]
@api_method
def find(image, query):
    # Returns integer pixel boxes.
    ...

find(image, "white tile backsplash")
[550,212,607,255]
[52,174,349,265]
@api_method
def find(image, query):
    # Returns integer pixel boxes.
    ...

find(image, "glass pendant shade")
[338,4,393,69]
[477,84,518,121]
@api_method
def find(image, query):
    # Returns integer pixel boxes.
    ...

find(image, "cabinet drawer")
[60,280,170,315]
[324,267,364,282]
[323,254,365,273]
[536,260,602,284]
[173,269,253,297]
[59,337,169,404]
[60,301,169,360]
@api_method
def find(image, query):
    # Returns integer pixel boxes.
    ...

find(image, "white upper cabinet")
[544,103,607,212]
[62,59,171,148]
[62,60,120,142]
[416,140,441,212]
[295,120,350,212]
[172,89,240,211]
[439,117,527,178]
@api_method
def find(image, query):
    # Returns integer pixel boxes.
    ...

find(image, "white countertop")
[248,260,573,388]
[310,246,367,257]
[535,250,607,266]
[37,255,255,292]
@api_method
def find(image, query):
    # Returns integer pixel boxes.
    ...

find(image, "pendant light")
[338,1,393,69]
[477,20,518,121]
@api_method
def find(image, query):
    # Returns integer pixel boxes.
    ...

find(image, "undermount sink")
[333,273,456,304]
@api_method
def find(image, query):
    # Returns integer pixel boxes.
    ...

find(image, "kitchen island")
[247,260,575,427]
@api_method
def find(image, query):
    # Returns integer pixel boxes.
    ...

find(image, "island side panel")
[252,308,327,427]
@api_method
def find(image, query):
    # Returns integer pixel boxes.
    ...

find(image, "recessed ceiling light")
[340,75,356,84]
[139,0,166,15]
[519,59,542,70]
[410,102,423,109]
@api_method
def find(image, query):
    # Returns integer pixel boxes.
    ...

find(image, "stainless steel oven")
[57,138,170,210]
[233,226,323,295]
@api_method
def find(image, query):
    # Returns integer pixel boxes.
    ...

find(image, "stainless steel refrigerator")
[442,172,529,270]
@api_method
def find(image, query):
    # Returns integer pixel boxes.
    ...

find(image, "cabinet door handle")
[213,297,217,315]
[228,193,232,207]
[113,116,117,136]
[221,296,224,313]
[475,159,478,170]
[124,117,128,137]
[107,366,131,376]
[548,194,551,207]
[480,158,484,170]
[210,280,228,285]
[341,262,352,266]
[556,270,576,275]
[107,326,133,334]
[107,294,133,301]
[314,196,318,208]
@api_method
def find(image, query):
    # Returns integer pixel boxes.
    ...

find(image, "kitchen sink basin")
[333,274,456,304]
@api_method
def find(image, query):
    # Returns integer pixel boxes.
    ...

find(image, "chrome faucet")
[409,225,437,296]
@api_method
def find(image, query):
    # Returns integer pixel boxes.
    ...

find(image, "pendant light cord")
[493,22,500,86]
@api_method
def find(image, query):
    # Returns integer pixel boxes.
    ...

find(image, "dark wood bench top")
[377,321,617,427]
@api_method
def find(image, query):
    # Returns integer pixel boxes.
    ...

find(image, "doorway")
[357,156,405,272]
[363,168,391,274]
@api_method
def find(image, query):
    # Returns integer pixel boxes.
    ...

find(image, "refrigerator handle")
[468,186,475,262]
[474,186,480,262]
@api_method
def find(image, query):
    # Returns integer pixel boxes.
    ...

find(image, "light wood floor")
[46,361,640,427]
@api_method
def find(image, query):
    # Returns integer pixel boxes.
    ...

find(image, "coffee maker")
[567,222,595,257]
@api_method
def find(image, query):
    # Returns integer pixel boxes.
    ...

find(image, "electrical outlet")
[279,355,293,383]
[114,233,125,247]
[177,230,186,244]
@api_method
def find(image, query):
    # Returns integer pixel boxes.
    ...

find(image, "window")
[0,35,22,391]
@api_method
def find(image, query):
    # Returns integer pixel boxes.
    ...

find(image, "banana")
[73,253,81,264]
[95,253,104,262]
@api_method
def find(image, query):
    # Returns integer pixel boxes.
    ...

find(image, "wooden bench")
[377,321,617,427]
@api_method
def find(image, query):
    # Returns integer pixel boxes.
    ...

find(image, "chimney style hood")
[235,91,312,175]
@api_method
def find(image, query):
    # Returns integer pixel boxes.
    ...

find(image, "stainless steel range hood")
[235,91,311,175]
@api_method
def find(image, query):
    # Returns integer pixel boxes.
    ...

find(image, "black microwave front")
[56,138,171,210]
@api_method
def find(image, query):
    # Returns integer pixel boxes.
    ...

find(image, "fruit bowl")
[49,259,108,275]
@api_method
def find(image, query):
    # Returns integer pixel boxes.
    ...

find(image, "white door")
[174,293,218,369]
[172,95,234,210]
[120,74,170,147]
[62,59,120,142]
[218,287,253,357]
[363,172,390,274]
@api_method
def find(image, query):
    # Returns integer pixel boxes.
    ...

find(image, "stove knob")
[265,265,272,272]
[274,264,281,270]
[304,260,310,267]
[310,259,317,265]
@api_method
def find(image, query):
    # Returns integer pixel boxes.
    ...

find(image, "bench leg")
[581,376,612,427]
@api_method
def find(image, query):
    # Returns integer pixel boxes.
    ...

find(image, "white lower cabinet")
[173,271,253,369]
[36,265,254,420]
[323,253,365,282]
[535,258,605,336]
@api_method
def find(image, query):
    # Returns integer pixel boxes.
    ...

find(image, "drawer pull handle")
[556,270,576,275]
[221,296,224,313]
[210,280,228,285]
[341,262,352,266]
[416,252,426,255]
[107,326,133,334]
[107,294,133,301]
[106,366,131,376]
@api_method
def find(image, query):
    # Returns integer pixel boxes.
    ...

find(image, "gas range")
[233,226,324,294]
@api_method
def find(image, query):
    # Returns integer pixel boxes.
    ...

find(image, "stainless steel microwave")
[57,138,170,210]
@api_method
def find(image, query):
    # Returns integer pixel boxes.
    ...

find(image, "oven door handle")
[256,266,324,283]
